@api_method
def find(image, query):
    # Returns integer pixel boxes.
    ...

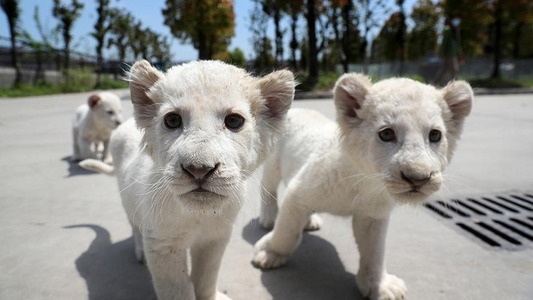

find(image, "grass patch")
[0,69,127,98]
[98,75,128,90]
[296,72,340,92]
[297,72,429,92]
[468,77,524,89]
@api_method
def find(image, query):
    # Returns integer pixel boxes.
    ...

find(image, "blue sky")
[0,0,417,62]
[0,0,255,61]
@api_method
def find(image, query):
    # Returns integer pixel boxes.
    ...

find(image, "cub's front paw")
[252,232,288,269]
[304,213,323,231]
[252,249,287,269]
[357,273,407,300]
[216,291,232,300]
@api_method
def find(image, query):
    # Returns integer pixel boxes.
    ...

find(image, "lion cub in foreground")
[254,74,473,299]
[86,60,294,300]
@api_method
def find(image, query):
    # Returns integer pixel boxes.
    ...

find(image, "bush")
[63,67,95,91]
[99,75,128,90]
[468,77,523,88]
[0,68,128,98]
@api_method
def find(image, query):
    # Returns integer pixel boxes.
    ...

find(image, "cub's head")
[88,92,123,129]
[334,74,473,204]
[128,60,294,205]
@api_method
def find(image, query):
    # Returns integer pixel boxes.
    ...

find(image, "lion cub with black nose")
[112,60,294,300]
[253,74,473,299]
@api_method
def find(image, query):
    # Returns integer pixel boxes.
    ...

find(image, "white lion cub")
[85,60,294,300]
[253,74,473,299]
[72,91,123,163]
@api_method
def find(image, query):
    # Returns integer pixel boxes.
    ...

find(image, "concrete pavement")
[0,90,532,300]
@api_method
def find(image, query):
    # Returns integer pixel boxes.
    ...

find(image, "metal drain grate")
[423,192,533,250]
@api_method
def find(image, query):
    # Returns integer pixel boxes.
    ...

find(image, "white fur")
[72,92,123,163]
[91,60,294,300]
[253,74,473,300]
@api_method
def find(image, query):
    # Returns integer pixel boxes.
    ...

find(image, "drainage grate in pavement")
[423,192,533,250]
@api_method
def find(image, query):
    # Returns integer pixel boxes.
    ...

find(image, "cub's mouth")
[385,176,442,205]
[185,187,224,197]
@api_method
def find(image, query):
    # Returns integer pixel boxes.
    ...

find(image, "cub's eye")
[163,113,182,130]
[225,114,245,130]
[106,110,114,115]
[378,128,396,142]
[429,129,442,143]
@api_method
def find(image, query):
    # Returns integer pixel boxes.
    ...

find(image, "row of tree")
[1,0,172,87]
[2,0,532,88]
[245,0,532,83]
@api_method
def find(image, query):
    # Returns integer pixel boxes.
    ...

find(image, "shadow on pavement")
[61,156,98,177]
[64,224,156,300]
[242,219,363,300]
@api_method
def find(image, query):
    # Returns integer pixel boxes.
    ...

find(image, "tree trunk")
[490,1,502,79]
[289,11,298,71]
[64,29,71,71]
[305,0,319,84]
[396,0,406,75]
[33,49,45,85]
[331,6,346,73]
[8,22,22,86]
[341,3,352,73]
[197,31,210,60]
[95,45,103,88]
[512,21,523,59]
[274,7,283,66]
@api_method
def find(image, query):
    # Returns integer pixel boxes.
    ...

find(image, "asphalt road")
[0,90,532,300]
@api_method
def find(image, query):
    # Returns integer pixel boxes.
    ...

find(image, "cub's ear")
[442,80,473,123]
[128,60,164,128]
[88,94,101,109]
[442,81,474,137]
[441,80,473,159]
[333,73,372,121]
[257,69,295,119]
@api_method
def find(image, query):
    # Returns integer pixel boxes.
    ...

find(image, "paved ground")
[0,89,532,300]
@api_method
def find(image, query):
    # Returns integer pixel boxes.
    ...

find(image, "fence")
[344,57,533,83]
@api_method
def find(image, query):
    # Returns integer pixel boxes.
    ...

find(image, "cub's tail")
[79,159,115,176]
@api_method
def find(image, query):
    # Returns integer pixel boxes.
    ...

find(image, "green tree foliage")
[285,0,304,70]
[107,9,134,63]
[150,35,172,66]
[258,0,287,65]
[305,0,320,83]
[440,0,491,57]
[226,47,247,68]
[129,21,146,60]
[328,0,364,72]
[373,12,404,61]
[249,1,274,72]
[355,0,391,65]
[1,0,22,86]
[92,0,116,87]
[19,6,60,84]
[162,0,235,60]
[490,0,533,59]
[52,0,84,70]
[408,0,439,60]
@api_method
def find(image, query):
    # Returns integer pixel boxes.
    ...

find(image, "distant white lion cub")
[82,60,295,300]
[72,91,123,162]
[253,74,473,300]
